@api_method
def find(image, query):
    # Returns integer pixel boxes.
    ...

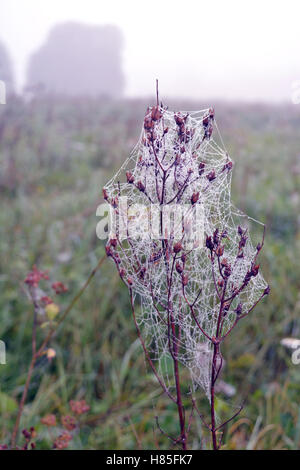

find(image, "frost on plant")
[103,104,268,402]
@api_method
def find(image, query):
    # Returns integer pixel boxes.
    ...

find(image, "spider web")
[103,106,267,399]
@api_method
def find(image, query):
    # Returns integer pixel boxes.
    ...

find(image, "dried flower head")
[24,266,49,288]
[53,431,72,450]
[61,415,77,431]
[51,282,68,294]
[41,414,57,427]
[69,400,90,415]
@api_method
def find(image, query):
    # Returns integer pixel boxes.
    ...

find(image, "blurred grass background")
[0,96,299,449]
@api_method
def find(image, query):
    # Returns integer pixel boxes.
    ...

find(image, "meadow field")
[0,96,299,449]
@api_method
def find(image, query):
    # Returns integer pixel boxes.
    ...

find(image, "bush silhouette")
[26,22,124,97]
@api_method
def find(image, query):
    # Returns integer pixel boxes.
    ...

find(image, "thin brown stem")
[11,351,36,448]
[171,311,187,450]
[129,289,176,404]
[37,255,106,356]
[210,344,218,450]
[216,403,244,431]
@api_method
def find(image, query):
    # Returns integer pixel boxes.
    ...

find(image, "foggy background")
[0,0,299,102]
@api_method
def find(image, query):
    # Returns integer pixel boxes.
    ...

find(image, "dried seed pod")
[205,124,213,139]
[223,302,230,316]
[207,170,216,181]
[137,181,145,192]
[235,303,243,316]
[102,188,108,200]
[144,115,153,130]
[191,192,199,204]
[239,236,247,249]
[199,162,206,175]
[119,268,125,278]
[176,262,183,274]
[222,161,233,172]
[224,264,232,277]
[139,266,146,279]
[174,114,184,125]
[206,236,214,251]
[111,197,118,208]
[114,253,121,264]
[151,106,162,121]
[251,264,260,276]
[173,242,182,254]
[209,107,215,119]
[264,285,270,295]
[109,238,117,248]
[216,245,224,256]
[203,115,209,127]
[105,246,113,257]
[213,228,219,245]
[126,171,135,184]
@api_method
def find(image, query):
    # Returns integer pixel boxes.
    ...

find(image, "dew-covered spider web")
[103,105,267,399]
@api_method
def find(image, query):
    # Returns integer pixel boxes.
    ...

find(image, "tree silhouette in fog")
[0,40,14,93]
[26,22,124,97]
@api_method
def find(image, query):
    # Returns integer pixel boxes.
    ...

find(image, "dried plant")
[10,258,105,449]
[103,85,270,450]
[41,399,90,450]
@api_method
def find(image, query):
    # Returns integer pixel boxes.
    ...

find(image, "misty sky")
[1,0,299,102]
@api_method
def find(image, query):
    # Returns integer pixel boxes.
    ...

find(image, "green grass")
[0,96,299,449]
